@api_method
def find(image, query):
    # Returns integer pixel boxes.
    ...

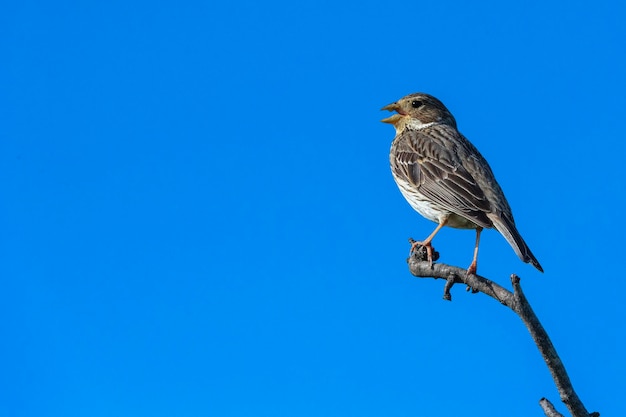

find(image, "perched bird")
[382,93,543,274]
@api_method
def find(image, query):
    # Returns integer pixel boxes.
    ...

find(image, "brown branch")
[406,249,599,417]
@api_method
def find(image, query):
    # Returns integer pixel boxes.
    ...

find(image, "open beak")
[381,103,399,112]
[381,102,402,124]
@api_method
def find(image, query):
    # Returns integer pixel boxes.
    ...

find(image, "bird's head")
[381,93,457,133]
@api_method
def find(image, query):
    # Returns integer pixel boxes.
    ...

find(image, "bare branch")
[406,248,600,417]
[540,397,565,417]
[510,275,594,417]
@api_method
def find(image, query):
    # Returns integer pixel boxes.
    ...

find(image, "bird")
[381,92,543,274]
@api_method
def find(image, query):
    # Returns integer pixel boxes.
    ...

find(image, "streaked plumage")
[382,93,542,273]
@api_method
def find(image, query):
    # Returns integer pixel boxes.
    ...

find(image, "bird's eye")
[411,100,423,108]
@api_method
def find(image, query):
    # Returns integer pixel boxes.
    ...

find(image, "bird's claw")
[465,285,479,294]
[465,261,479,293]
[407,238,439,263]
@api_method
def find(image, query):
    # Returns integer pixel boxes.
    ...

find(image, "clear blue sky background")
[2,1,625,416]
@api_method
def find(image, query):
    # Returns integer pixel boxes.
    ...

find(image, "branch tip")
[539,397,564,417]
[443,276,455,301]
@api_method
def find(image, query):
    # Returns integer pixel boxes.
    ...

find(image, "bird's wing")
[392,126,493,228]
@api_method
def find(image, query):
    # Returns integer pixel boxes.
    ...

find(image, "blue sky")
[2,1,625,416]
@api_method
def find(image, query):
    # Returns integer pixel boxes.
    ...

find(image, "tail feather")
[491,215,543,272]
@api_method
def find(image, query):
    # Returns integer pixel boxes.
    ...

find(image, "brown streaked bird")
[382,93,543,274]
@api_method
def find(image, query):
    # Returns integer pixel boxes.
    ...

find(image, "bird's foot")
[466,261,477,276]
[465,285,479,294]
[465,261,479,293]
[407,238,439,265]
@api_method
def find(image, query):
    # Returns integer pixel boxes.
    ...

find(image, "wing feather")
[392,126,493,228]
